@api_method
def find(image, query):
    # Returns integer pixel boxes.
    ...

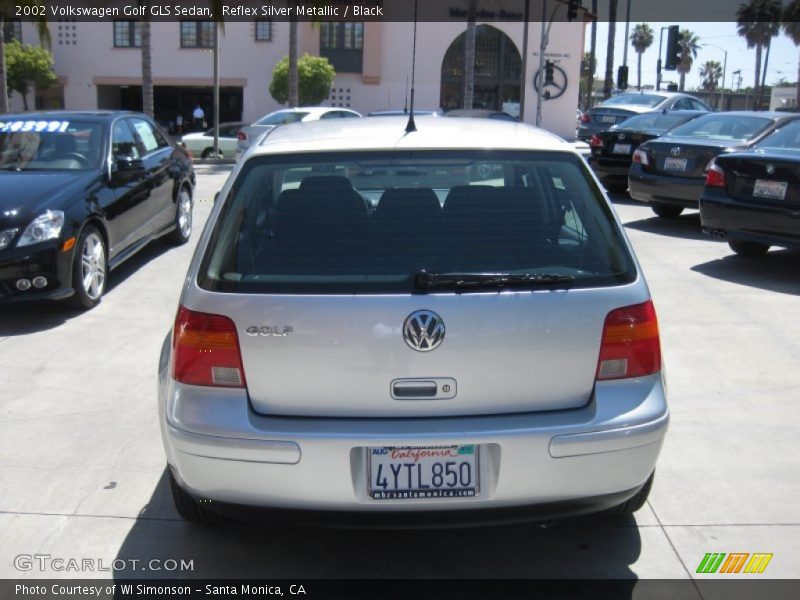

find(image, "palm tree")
[139,2,152,117]
[700,60,723,92]
[736,0,782,110]
[1,1,49,113]
[782,0,800,110]
[630,23,653,90]
[462,0,477,109]
[603,0,618,99]
[676,29,700,91]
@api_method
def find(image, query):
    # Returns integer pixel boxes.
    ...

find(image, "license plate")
[599,115,616,124]
[753,179,788,200]
[664,157,688,172]
[613,143,632,155]
[368,445,479,500]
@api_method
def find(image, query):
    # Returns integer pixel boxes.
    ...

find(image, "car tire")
[69,225,107,310]
[603,471,654,518]
[201,148,224,159]
[165,187,193,246]
[168,470,222,525]
[651,203,683,218]
[728,240,770,257]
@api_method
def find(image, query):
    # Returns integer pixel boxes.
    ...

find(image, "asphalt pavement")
[1,165,798,585]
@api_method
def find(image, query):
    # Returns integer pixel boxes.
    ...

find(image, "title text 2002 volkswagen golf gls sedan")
[159,117,668,526]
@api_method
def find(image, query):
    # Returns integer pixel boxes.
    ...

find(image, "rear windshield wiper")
[414,270,575,291]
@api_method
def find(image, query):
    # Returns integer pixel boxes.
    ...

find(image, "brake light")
[237,130,247,141]
[596,300,661,381]
[705,160,726,188]
[172,306,246,388]
[632,148,649,166]
[581,113,591,124]
[590,134,604,148]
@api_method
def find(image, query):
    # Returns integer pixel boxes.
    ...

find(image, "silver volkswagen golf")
[158,116,668,525]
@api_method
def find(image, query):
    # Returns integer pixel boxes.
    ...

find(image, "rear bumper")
[159,338,668,515]
[589,157,632,180]
[700,190,800,250]
[628,164,704,208]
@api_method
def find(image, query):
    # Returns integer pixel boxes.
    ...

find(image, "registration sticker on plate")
[613,143,632,155]
[753,179,788,200]
[368,445,479,500]
[599,115,616,124]
[664,157,688,172]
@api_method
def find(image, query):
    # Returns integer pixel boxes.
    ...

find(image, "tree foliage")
[700,60,723,92]
[630,23,653,90]
[736,0,782,108]
[270,53,335,106]
[782,0,800,109]
[4,39,57,110]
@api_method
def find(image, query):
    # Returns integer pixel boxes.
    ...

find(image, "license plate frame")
[753,179,788,200]
[664,157,688,172]
[367,445,480,500]
[612,143,632,155]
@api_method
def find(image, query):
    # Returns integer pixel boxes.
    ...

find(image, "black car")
[0,111,195,309]
[700,118,800,257]
[588,110,706,191]
[628,111,800,218]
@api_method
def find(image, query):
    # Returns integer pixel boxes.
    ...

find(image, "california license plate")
[368,445,479,500]
[753,179,788,200]
[599,115,616,124]
[613,143,632,155]
[664,157,688,172]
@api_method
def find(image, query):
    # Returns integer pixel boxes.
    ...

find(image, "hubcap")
[178,192,192,238]
[80,233,105,300]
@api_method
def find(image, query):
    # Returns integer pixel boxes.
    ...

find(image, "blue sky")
[585,21,799,90]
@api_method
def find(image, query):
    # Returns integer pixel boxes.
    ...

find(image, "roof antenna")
[403,75,409,114]
[405,0,419,133]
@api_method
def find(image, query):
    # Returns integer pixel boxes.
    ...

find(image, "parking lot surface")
[1,165,798,583]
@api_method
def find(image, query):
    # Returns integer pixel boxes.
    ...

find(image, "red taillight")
[705,161,726,188]
[590,134,604,148]
[632,148,649,166]
[172,306,246,388]
[581,113,591,124]
[237,130,247,141]
[596,300,661,381]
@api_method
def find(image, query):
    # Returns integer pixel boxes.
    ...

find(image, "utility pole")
[519,0,531,121]
[213,23,220,157]
[622,0,632,67]
[535,0,548,127]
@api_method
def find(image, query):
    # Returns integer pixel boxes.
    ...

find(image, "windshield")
[256,111,308,126]
[755,119,800,151]
[615,112,700,132]
[199,151,636,294]
[668,115,773,141]
[0,119,105,171]
[602,94,666,107]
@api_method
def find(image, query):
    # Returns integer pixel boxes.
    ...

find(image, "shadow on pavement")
[105,239,173,294]
[691,248,800,295]
[623,213,708,242]
[112,469,643,586]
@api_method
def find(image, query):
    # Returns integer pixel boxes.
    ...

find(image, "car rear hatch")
[588,108,636,128]
[642,138,729,178]
[596,130,658,161]
[190,149,646,418]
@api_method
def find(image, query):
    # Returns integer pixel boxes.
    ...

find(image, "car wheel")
[651,203,683,218]
[729,240,770,257]
[69,225,107,310]
[168,470,222,525]
[165,187,193,246]
[603,471,654,518]
[201,148,224,159]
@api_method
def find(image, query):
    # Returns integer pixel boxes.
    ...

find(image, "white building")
[7,2,587,140]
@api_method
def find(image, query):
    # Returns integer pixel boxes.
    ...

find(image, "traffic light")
[664,25,681,71]
[567,0,581,21]
[544,60,555,85]
[617,65,629,90]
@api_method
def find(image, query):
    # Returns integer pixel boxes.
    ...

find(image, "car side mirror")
[111,156,146,184]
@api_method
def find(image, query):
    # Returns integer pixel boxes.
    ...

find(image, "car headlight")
[0,228,19,251]
[17,210,65,248]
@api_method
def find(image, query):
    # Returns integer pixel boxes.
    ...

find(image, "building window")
[3,19,22,43]
[320,23,364,73]
[254,19,272,41]
[113,20,141,48]
[180,21,214,48]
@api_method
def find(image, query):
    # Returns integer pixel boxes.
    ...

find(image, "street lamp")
[704,43,728,111]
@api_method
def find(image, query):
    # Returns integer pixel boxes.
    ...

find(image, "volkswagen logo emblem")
[766,164,775,175]
[671,146,682,156]
[403,310,445,352]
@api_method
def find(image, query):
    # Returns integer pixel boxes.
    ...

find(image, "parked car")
[578,92,712,141]
[700,117,800,256]
[180,122,244,159]
[588,110,707,191]
[236,107,362,155]
[629,111,800,218]
[159,116,668,525]
[368,109,443,117]
[0,111,195,309]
